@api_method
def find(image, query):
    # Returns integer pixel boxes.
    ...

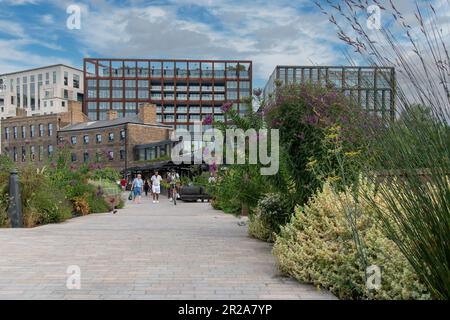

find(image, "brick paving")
[0,195,336,300]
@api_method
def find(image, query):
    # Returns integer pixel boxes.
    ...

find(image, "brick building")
[57,103,173,172]
[1,102,173,172]
[1,101,88,164]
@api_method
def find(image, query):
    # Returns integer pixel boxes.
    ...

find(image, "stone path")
[0,195,336,300]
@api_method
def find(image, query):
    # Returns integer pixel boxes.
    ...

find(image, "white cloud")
[66,0,344,86]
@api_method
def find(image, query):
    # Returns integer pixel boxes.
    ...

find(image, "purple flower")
[209,162,217,173]
[220,102,232,113]
[202,114,213,126]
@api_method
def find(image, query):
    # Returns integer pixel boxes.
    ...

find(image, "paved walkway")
[0,195,335,300]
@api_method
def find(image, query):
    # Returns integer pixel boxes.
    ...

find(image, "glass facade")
[263,66,396,120]
[84,59,252,128]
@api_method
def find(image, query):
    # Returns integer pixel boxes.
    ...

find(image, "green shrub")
[249,193,293,242]
[19,166,72,227]
[265,83,377,206]
[273,182,430,300]
[86,191,111,214]
[248,214,273,242]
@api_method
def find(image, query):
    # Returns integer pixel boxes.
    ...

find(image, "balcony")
[151,86,162,91]
[164,94,175,100]
[176,86,188,91]
[151,94,162,99]
[164,86,175,91]
[189,86,200,92]
[177,94,188,100]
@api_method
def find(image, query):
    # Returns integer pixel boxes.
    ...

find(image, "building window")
[48,145,54,157]
[30,146,35,161]
[48,123,53,136]
[39,124,44,136]
[30,125,35,137]
[83,152,89,162]
[13,147,17,162]
[71,153,77,162]
[13,127,18,139]
[21,126,26,138]
[120,149,125,160]
[39,145,44,161]
[64,71,68,86]
[120,129,126,140]
[107,151,114,161]
[21,146,26,162]
[71,136,77,145]
[83,135,89,144]
[96,134,102,143]
[5,127,10,140]
[73,74,80,88]
[53,71,57,84]
[64,90,68,99]
[108,132,114,141]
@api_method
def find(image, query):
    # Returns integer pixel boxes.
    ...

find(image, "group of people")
[129,170,180,204]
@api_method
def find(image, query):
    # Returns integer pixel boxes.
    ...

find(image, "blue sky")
[0,0,439,88]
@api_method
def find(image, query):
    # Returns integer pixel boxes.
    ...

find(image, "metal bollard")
[7,169,23,228]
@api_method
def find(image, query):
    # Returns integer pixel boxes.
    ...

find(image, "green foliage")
[210,98,272,213]
[363,104,450,300]
[265,83,376,205]
[273,181,430,300]
[85,191,111,214]
[88,167,121,182]
[18,165,72,227]
[248,214,273,242]
[248,193,293,242]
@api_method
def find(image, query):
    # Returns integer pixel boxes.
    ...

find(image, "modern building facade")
[0,64,84,119]
[83,58,252,129]
[264,66,396,120]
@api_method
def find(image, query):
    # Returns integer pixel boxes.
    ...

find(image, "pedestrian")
[151,170,163,203]
[143,179,150,197]
[131,174,144,204]
[120,177,127,191]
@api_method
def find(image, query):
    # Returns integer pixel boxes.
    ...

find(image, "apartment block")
[0,64,84,119]
[83,58,252,130]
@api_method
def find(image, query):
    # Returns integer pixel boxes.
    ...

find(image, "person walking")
[151,170,163,203]
[131,174,144,204]
[143,179,150,197]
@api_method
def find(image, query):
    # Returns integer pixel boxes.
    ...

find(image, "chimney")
[60,101,89,127]
[106,110,118,121]
[138,103,157,124]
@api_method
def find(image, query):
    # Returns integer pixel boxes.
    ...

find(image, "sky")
[0,0,446,89]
